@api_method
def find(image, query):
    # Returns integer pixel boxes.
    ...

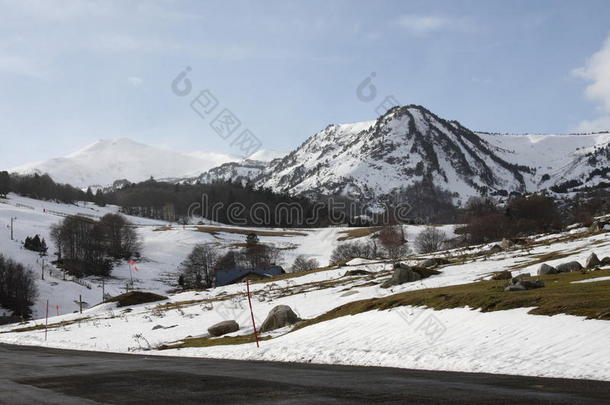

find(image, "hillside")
[0,193,453,319]
[1,203,609,381]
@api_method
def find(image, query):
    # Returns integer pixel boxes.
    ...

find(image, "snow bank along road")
[1,344,609,405]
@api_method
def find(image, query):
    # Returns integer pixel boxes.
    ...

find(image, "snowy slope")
[247,149,287,162]
[10,138,239,188]
[478,132,610,191]
[1,193,454,319]
[1,213,608,381]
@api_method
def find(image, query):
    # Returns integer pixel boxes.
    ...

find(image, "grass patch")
[293,269,610,332]
[1,317,92,333]
[195,226,306,237]
[106,291,168,307]
[158,333,272,350]
[507,249,584,270]
[337,227,381,241]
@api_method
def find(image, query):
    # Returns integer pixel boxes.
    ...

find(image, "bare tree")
[378,225,409,261]
[179,244,218,289]
[415,226,447,254]
[329,241,376,265]
[291,255,320,272]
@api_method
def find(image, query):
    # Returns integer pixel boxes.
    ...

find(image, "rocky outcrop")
[208,320,239,337]
[585,253,601,269]
[419,258,450,268]
[259,305,300,333]
[381,264,421,288]
[505,278,545,291]
[491,271,512,280]
[555,261,583,273]
[538,263,558,275]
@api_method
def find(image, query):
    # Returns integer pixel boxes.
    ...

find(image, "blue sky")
[1,0,610,168]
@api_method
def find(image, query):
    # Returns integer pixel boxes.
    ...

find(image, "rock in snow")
[208,320,239,337]
[585,253,601,269]
[382,264,422,288]
[259,305,300,333]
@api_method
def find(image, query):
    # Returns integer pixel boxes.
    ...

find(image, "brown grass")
[337,227,381,241]
[293,269,610,332]
[196,226,307,237]
[158,333,271,350]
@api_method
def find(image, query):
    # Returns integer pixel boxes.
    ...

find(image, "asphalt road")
[1,344,609,404]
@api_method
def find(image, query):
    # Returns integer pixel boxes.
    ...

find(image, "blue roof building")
[214,266,285,287]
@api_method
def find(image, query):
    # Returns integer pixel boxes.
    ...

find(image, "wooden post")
[79,294,82,314]
[246,280,260,348]
[45,300,49,341]
[102,279,105,302]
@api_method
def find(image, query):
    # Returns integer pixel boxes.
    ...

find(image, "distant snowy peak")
[247,149,287,162]
[254,105,609,201]
[195,159,267,186]
[255,105,532,200]
[10,138,239,188]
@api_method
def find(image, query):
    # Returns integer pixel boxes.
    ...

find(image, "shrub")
[106,291,168,307]
[330,241,376,265]
[291,255,320,272]
[415,226,447,254]
[378,225,409,260]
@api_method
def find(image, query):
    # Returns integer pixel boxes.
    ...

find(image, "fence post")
[246,280,260,348]
[45,300,49,341]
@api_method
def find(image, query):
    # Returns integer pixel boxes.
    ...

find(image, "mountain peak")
[11,138,239,188]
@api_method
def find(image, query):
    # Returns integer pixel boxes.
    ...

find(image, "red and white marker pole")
[246,280,260,348]
[44,300,49,341]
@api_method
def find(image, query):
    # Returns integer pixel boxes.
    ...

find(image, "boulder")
[419,258,451,268]
[585,253,601,269]
[601,257,610,266]
[555,261,583,273]
[490,270,512,280]
[588,221,604,233]
[343,269,371,277]
[504,278,545,292]
[488,244,503,254]
[500,238,514,251]
[207,320,239,337]
[259,305,300,333]
[382,264,421,288]
[538,263,558,275]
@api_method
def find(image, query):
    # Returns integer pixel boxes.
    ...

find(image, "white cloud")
[396,14,451,35]
[574,36,610,132]
[127,76,143,87]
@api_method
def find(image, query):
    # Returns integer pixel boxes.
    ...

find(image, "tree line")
[0,254,38,319]
[51,214,140,277]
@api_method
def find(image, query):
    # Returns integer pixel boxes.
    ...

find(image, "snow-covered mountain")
[10,138,240,188]
[195,159,268,185]
[251,105,609,202]
[8,106,609,198]
[247,149,287,162]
